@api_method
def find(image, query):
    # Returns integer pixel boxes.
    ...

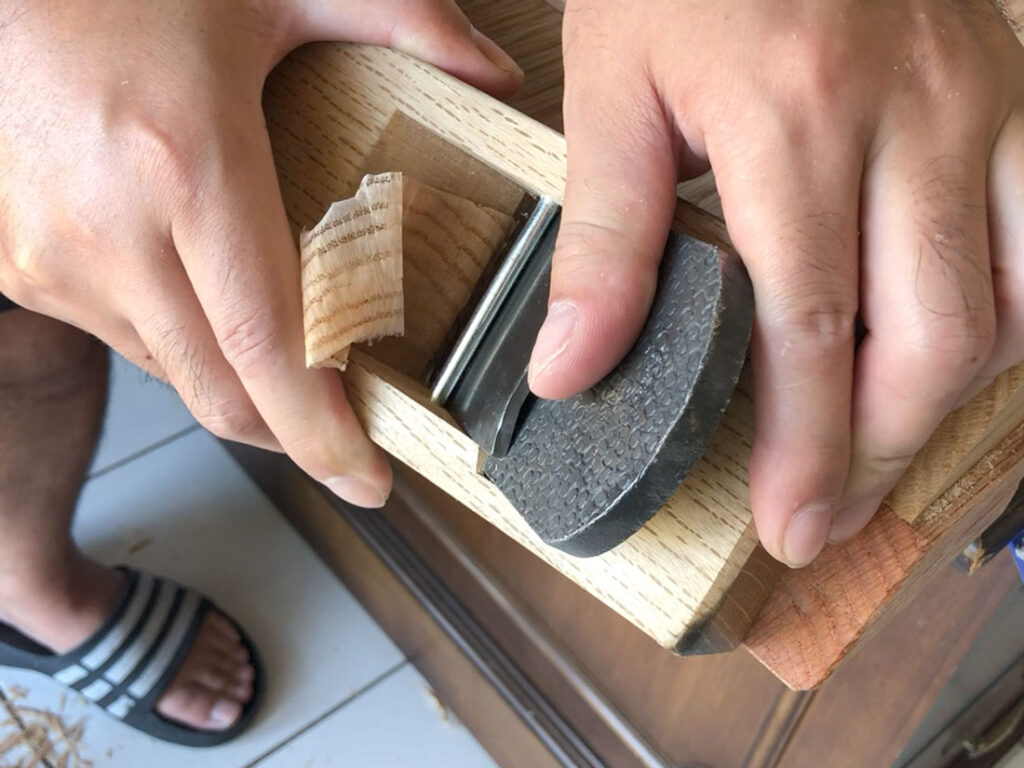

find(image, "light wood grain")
[374,176,512,378]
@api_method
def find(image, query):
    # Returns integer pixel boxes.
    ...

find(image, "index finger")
[171,119,391,507]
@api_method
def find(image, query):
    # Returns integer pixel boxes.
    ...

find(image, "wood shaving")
[300,172,512,379]
[0,685,91,768]
[300,172,404,370]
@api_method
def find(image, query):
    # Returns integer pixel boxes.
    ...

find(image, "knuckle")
[0,231,55,306]
[904,15,969,99]
[910,155,979,214]
[143,322,268,442]
[864,451,918,475]
[759,212,858,359]
[905,311,996,374]
[770,301,857,357]
[555,219,634,265]
[282,410,370,481]
[121,113,202,204]
[767,30,854,110]
[283,437,338,480]
[552,221,659,310]
[562,5,611,61]
[195,401,265,443]
[216,309,277,376]
[0,254,31,304]
[898,10,1006,111]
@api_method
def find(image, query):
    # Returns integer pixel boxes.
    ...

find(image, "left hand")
[0,0,522,509]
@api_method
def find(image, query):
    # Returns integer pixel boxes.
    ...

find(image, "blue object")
[1012,532,1024,582]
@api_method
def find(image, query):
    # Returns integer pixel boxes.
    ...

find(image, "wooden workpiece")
[263,0,1024,688]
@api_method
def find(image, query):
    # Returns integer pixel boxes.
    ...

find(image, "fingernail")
[471,27,524,78]
[325,475,388,508]
[210,698,241,728]
[529,301,578,380]
[781,501,835,568]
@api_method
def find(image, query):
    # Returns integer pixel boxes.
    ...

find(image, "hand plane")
[268,41,772,657]
[427,195,754,556]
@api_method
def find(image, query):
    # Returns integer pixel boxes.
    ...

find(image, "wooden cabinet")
[394,469,1024,767]
[230,441,1023,767]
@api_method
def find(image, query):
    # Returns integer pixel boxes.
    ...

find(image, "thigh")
[0,298,107,386]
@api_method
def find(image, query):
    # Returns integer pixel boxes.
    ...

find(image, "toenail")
[210,698,240,727]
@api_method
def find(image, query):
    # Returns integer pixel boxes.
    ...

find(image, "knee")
[0,310,108,393]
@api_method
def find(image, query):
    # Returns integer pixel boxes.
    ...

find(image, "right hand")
[531,0,1024,566]
[0,0,522,507]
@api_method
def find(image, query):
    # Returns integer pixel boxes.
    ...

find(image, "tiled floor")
[0,353,496,767]
[996,743,1024,768]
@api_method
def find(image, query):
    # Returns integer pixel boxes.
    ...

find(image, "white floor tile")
[90,353,195,474]
[254,665,498,768]
[997,743,1024,768]
[1,430,404,767]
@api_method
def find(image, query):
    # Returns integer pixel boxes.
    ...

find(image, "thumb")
[290,0,523,98]
[528,68,677,399]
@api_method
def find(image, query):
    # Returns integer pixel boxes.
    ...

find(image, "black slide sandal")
[0,566,264,747]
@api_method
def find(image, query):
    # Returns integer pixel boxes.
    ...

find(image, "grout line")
[243,659,410,768]
[87,424,201,479]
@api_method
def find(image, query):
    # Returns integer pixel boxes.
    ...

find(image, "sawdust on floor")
[0,684,92,768]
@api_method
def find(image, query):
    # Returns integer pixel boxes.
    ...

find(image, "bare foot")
[152,611,255,730]
[0,558,254,731]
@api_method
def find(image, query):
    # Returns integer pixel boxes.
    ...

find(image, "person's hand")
[530,0,1024,566]
[0,0,522,507]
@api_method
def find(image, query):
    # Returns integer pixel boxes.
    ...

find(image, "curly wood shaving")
[301,172,405,370]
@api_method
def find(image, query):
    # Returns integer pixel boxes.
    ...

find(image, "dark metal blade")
[444,211,559,456]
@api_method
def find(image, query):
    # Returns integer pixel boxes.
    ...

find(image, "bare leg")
[0,309,254,730]
[0,309,120,646]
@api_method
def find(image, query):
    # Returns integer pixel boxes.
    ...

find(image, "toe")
[201,624,244,656]
[189,652,255,702]
[153,611,256,731]
[192,665,243,696]
[208,697,243,730]
[201,627,250,663]
[234,662,255,684]
[207,612,242,643]
[230,679,254,701]
[157,682,243,731]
